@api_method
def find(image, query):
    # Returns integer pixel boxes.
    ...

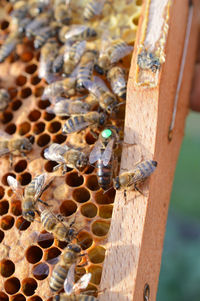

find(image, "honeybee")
[107,66,127,100]
[47,97,91,117]
[54,0,72,24]
[53,264,95,301]
[7,173,53,222]
[113,160,158,196]
[95,39,133,75]
[34,22,60,49]
[11,0,29,19]
[62,111,107,135]
[137,49,161,73]
[49,244,84,292]
[44,143,88,173]
[83,0,106,21]
[25,11,52,38]
[38,39,58,82]
[63,40,86,76]
[59,26,70,43]
[64,25,97,43]
[84,76,118,114]
[76,50,97,91]
[0,32,20,63]
[89,127,118,190]
[16,17,32,34]
[0,89,10,111]
[53,45,66,73]
[11,0,48,19]
[0,131,32,164]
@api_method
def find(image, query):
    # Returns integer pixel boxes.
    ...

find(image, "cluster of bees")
[0,0,158,300]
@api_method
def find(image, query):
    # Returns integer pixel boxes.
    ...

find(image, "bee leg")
[53,164,61,172]
[77,262,88,268]
[134,184,147,196]
[38,198,52,207]
[124,190,127,202]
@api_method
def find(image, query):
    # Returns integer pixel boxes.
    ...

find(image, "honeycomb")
[0,1,142,300]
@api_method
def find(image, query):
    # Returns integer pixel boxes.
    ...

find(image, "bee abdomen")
[97,160,112,190]
[41,210,57,231]
[138,160,157,179]
[49,265,68,292]
[63,115,85,134]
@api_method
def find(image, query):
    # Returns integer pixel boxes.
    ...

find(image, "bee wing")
[102,138,114,166]
[0,130,12,139]
[89,139,102,164]
[0,148,10,156]
[74,40,86,62]
[34,173,53,200]
[110,44,133,64]
[93,75,110,92]
[7,176,23,199]
[44,143,68,163]
[83,80,101,99]
[64,263,76,295]
[65,25,87,40]
[73,272,92,293]
[33,263,49,277]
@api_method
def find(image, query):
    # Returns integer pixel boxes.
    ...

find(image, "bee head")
[113,177,120,190]
[94,64,104,75]
[21,139,33,152]
[23,210,35,222]
[99,113,107,126]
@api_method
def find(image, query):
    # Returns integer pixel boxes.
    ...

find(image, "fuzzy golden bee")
[0,89,10,111]
[0,32,20,63]
[107,66,127,100]
[34,21,60,49]
[62,111,107,135]
[53,45,65,73]
[83,0,106,21]
[64,25,97,43]
[54,0,72,24]
[63,40,86,75]
[25,11,53,38]
[47,97,90,116]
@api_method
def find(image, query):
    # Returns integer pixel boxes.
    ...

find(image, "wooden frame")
[99,1,200,300]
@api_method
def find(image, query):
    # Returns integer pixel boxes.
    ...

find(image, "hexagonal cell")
[18,121,31,135]
[20,88,32,99]
[85,131,97,145]
[95,188,115,204]
[21,51,34,62]
[0,259,15,277]
[21,278,37,296]
[33,122,45,135]
[0,215,14,230]
[11,200,22,216]
[7,188,13,197]
[18,172,32,185]
[0,186,5,199]
[32,262,49,280]
[77,231,93,250]
[0,200,9,215]
[82,283,98,297]
[44,161,58,172]
[11,294,26,301]
[99,205,113,219]
[86,175,99,191]
[88,246,106,264]
[47,121,61,133]
[37,99,50,110]
[2,111,13,124]
[11,100,22,111]
[4,277,21,295]
[31,76,41,86]
[84,166,95,174]
[132,17,139,25]
[66,172,84,187]
[43,111,55,121]
[72,187,90,203]
[136,0,142,5]
[52,134,67,144]
[28,296,43,301]
[0,229,5,242]
[8,87,17,99]
[16,75,27,87]
[34,86,44,97]
[44,247,61,264]
[26,246,43,264]
[2,173,16,186]
[60,200,77,216]
[5,123,16,135]
[1,20,9,30]
[28,110,41,122]
[37,231,54,249]
[25,64,37,74]
[91,220,110,237]
[14,160,27,173]
[80,203,97,218]
[88,265,102,285]
[37,134,50,147]
[16,217,30,231]
[56,240,68,250]
[0,292,9,301]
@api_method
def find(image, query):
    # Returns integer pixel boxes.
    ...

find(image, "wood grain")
[99,0,200,300]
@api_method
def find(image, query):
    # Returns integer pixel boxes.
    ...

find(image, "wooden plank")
[99,0,200,300]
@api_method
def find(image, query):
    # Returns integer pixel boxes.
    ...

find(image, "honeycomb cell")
[0,259,15,277]
[33,122,45,135]
[77,231,93,250]
[37,231,54,248]
[44,161,58,172]
[73,187,90,203]
[7,188,13,197]
[2,111,13,124]
[32,262,49,280]
[52,133,67,144]
[88,265,102,285]
[86,175,99,191]
[0,186,5,199]
[99,205,113,219]
[1,20,9,30]
[84,166,95,174]
[91,220,110,237]
[95,188,115,204]
[0,292,9,301]
[14,160,27,173]
[22,278,37,296]
[47,121,61,133]
[44,247,61,264]
[85,131,97,145]
[60,200,77,216]
[34,87,44,97]
[31,76,41,85]
[18,121,31,135]
[84,284,98,297]
[11,200,22,216]
[136,0,142,5]
[0,200,9,215]
[21,51,34,62]
[56,240,68,250]
[16,75,27,87]
[21,88,32,99]
[4,277,21,295]
[16,217,31,231]
[28,110,41,122]
[18,172,32,185]
[0,215,14,230]
[11,294,26,301]
[88,246,106,264]
[0,229,5,242]
[37,99,50,110]
[43,111,55,121]
[11,100,22,111]
[26,246,43,264]
[66,172,84,187]
[28,296,42,301]
[37,134,50,147]
[25,64,37,74]
[8,87,17,99]
[2,173,16,186]
[80,203,97,218]
[5,123,16,135]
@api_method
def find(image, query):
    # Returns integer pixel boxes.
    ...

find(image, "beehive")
[0,1,143,301]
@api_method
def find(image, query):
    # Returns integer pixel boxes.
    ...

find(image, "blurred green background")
[157,111,200,301]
